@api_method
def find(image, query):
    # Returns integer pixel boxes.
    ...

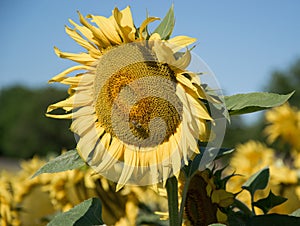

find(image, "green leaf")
[32,149,86,178]
[242,167,269,196]
[153,4,175,40]
[47,198,104,226]
[224,92,294,115]
[253,190,287,214]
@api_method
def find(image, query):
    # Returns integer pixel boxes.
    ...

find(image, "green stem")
[178,177,191,225]
[251,193,256,215]
[166,176,179,226]
[234,199,253,217]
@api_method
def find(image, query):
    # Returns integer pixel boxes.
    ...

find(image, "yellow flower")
[0,172,20,226]
[229,140,274,178]
[227,140,300,214]
[265,103,300,150]
[46,6,213,190]
[184,169,234,226]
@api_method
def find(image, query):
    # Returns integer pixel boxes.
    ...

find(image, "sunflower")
[46,6,213,190]
[183,169,234,226]
[227,140,299,214]
[264,103,300,150]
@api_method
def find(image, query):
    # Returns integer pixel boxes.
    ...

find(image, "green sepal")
[242,167,269,196]
[253,190,287,214]
[153,4,175,40]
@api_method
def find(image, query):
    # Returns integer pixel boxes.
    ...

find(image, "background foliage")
[0,86,75,158]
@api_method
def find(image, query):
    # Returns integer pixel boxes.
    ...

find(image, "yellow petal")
[167,36,197,52]
[47,95,75,113]
[172,50,191,70]
[111,6,136,42]
[190,97,212,120]
[71,115,97,136]
[49,65,93,83]
[178,84,212,120]
[117,149,137,191]
[176,73,199,94]
[59,74,82,86]
[65,25,98,53]
[77,11,111,47]
[153,40,175,64]
[139,17,160,40]
[47,93,92,113]
[45,106,94,119]
[77,126,101,159]
[87,128,106,164]
[149,33,161,41]
[68,19,102,49]
[88,14,122,45]
[45,112,73,119]
[54,47,96,66]
[117,6,135,31]
[93,137,123,174]
[73,106,95,118]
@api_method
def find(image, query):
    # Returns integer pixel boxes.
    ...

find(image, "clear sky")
[1,0,300,96]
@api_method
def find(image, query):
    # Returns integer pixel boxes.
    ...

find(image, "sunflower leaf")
[253,190,287,214]
[224,91,294,115]
[32,149,86,178]
[47,198,104,226]
[242,167,269,196]
[153,4,175,40]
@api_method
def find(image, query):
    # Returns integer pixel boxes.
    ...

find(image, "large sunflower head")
[47,6,216,190]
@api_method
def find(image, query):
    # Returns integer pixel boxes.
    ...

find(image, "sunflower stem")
[166,176,179,226]
[178,177,191,225]
[233,199,253,217]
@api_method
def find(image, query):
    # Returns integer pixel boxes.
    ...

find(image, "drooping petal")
[68,18,103,49]
[65,25,99,55]
[167,35,197,53]
[49,65,93,83]
[138,17,160,40]
[54,47,96,66]
[172,49,191,70]
[47,93,92,113]
[87,14,122,45]
[77,126,102,159]
[77,11,111,47]
[111,6,136,42]
[117,149,138,191]
[71,114,97,136]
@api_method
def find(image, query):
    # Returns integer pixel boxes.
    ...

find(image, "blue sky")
[1,0,300,96]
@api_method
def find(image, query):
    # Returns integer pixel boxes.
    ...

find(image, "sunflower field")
[1,5,300,226]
